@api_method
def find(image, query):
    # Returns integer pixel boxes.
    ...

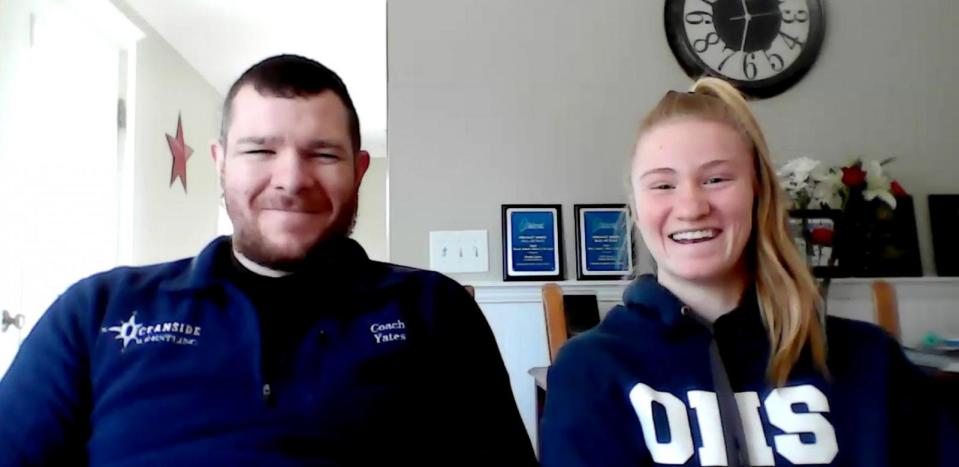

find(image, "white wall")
[1,0,222,269]
[110,0,223,265]
[388,0,959,281]
[0,0,41,376]
[0,0,33,222]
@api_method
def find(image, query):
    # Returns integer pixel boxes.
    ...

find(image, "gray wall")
[388,0,959,281]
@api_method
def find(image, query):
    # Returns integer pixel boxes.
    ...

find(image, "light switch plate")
[429,230,489,273]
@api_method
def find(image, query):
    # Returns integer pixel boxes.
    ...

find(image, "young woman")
[539,77,956,466]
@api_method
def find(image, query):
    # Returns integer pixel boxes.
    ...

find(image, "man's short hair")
[220,54,361,153]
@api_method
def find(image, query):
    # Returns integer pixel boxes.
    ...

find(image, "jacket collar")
[160,235,373,293]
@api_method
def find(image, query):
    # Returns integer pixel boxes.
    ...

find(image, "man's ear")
[354,150,371,186]
[211,139,226,178]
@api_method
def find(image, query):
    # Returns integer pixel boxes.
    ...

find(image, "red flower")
[841,165,866,188]
[890,180,908,197]
[810,227,834,246]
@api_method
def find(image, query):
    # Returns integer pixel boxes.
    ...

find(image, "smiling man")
[0,55,536,466]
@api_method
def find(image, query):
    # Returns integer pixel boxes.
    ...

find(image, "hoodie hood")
[620,274,766,339]
[622,274,689,330]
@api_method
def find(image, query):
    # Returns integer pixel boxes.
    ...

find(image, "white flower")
[777,157,821,186]
[779,157,821,177]
[811,168,843,209]
[863,160,897,210]
[777,157,822,208]
[780,176,806,199]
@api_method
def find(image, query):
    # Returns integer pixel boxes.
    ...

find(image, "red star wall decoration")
[165,113,193,192]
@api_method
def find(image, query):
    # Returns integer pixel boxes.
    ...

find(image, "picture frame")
[501,205,564,281]
[929,194,959,276]
[573,204,634,280]
[788,209,844,278]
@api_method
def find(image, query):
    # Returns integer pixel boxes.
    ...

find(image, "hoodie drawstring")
[684,306,751,467]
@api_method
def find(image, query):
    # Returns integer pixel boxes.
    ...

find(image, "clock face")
[665,0,825,98]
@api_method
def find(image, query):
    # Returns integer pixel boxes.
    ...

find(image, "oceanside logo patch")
[102,311,201,350]
[369,319,406,344]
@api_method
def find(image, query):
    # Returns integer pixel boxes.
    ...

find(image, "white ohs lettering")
[629,383,838,466]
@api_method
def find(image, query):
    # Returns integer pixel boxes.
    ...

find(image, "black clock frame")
[664,0,826,99]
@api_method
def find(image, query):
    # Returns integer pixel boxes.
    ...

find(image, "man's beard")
[227,194,359,271]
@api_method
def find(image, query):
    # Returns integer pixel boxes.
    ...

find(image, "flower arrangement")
[777,157,907,212]
[777,157,913,278]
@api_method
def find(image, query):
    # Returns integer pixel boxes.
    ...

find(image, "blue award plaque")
[502,205,564,281]
[574,204,634,280]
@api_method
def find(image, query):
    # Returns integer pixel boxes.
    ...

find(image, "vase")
[834,194,922,277]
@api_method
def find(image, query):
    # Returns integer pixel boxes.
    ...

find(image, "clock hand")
[740,15,750,51]
[738,0,752,51]
[730,10,779,20]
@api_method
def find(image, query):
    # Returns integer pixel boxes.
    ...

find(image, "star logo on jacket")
[105,312,143,349]
[101,311,203,350]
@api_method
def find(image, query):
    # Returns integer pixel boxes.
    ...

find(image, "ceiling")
[122,0,386,155]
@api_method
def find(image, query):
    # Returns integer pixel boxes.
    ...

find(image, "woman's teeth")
[669,229,719,243]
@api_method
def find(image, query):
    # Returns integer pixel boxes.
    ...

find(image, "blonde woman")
[539,78,955,466]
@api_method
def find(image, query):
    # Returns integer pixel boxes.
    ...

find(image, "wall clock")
[665,0,825,98]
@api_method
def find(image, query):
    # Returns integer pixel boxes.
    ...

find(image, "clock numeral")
[693,32,720,53]
[765,51,785,71]
[742,53,758,80]
[718,50,737,71]
[685,11,713,25]
[782,9,809,24]
[778,31,805,50]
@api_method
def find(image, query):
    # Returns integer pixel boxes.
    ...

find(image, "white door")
[0,0,125,377]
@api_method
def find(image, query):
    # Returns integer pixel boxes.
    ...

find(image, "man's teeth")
[670,229,718,241]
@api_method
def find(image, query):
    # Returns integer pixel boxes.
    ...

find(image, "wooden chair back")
[871,280,901,341]
[542,283,569,362]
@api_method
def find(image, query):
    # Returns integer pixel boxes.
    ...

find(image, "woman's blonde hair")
[632,77,827,386]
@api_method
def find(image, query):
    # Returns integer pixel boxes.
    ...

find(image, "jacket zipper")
[228,283,274,407]
[262,383,273,403]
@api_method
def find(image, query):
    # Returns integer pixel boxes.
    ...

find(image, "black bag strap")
[684,306,751,467]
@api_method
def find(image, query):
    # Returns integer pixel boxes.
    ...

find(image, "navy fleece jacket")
[0,237,536,466]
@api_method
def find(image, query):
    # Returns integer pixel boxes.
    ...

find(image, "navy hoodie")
[0,237,536,466]
[540,275,957,466]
